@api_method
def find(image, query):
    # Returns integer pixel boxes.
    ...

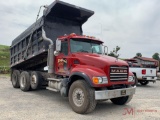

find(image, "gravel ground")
[0,74,160,120]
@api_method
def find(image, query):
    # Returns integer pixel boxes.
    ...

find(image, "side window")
[61,41,68,55]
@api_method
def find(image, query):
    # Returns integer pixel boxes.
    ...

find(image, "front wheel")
[69,80,97,114]
[139,80,149,85]
[110,95,133,105]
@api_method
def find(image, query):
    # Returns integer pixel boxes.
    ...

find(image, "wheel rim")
[21,76,26,88]
[31,75,37,85]
[72,88,85,107]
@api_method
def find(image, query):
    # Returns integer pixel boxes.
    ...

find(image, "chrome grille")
[110,66,128,81]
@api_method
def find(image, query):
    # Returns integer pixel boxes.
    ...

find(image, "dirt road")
[0,75,160,120]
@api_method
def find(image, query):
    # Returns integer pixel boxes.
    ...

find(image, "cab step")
[47,78,62,82]
[46,87,59,92]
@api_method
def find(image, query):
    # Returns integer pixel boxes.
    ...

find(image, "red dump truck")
[10,1,136,114]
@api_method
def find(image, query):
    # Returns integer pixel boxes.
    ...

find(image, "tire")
[19,71,30,91]
[110,95,133,105]
[30,71,42,90]
[69,80,97,114]
[139,80,149,85]
[11,70,20,88]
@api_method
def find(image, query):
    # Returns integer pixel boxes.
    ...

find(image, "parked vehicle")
[10,1,136,114]
[126,59,157,85]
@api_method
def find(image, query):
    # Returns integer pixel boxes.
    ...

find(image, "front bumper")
[95,86,136,100]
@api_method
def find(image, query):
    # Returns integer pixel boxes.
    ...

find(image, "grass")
[0,45,10,73]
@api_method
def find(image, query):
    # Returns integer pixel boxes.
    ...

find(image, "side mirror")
[56,39,61,51]
[103,45,108,55]
[54,39,61,56]
[54,51,60,56]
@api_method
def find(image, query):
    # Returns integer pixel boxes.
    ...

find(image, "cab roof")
[58,33,103,43]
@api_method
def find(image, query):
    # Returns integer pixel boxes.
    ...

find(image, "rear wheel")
[110,95,133,105]
[20,71,30,91]
[69,80,97,114]
[139,80,149,85]
[11,70,20,88]
[30,71,42,90]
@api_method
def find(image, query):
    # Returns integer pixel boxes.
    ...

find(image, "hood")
[72,53,128,69]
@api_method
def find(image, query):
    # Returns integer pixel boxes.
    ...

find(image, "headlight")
[128,76,135,82]
[92,77,108,84]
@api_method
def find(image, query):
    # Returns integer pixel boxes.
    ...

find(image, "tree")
[108,51,115,57]
[108,46,120,58]
[136,53,142,57]
[152,53,159,60]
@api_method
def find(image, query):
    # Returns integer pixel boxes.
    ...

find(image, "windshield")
[127,62,140,67]
[70,38,102,54]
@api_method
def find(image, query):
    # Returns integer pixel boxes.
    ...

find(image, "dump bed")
[10,1,94,70]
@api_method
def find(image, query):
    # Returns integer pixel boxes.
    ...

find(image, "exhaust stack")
[42,28,54,74]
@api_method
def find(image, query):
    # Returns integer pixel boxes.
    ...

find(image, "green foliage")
[136,53,142,57]
[0,45,10,73]
[152,53,159,60]
[108,46,120,58]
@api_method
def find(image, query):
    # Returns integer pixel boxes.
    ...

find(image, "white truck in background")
[127,60,157,85]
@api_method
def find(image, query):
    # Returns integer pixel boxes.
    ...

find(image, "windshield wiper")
[97,52,102,54]
[78,49,88,53]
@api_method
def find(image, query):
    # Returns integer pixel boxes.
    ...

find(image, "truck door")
[55,39,70,75]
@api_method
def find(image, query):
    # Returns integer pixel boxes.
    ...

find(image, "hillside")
[0,45,10,73]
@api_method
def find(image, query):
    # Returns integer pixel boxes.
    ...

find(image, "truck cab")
[55,33,135,87]
[55,34,103,76]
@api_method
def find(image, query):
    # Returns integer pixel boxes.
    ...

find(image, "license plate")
[121,90,126,95]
